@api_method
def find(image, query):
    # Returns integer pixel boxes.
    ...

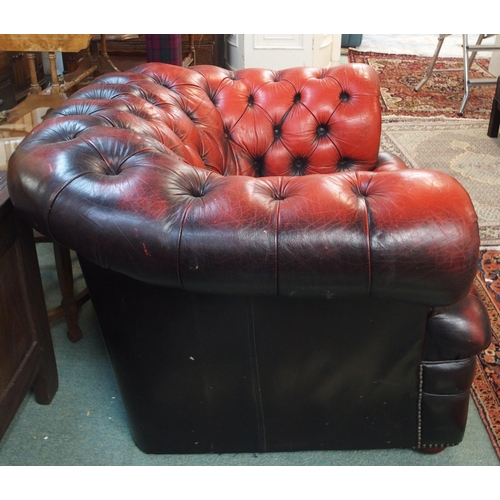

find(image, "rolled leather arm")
[8,124,479,307]
[419,288,491,448]
[374,151,409,171]
[425,288,492,360]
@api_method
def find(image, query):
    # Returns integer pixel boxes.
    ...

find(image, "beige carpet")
[381,117,500,247]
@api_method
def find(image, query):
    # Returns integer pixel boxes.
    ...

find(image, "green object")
[342,35,363,48]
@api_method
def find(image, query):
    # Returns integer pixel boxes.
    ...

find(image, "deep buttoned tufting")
[8,63,479,305]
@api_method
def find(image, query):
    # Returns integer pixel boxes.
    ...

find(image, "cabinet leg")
[33,348,58,404]
[487,100,500,138]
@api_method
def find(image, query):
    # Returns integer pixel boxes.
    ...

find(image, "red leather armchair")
[7,63,490,454]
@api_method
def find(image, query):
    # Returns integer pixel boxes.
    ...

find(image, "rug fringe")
[382,115,489,123]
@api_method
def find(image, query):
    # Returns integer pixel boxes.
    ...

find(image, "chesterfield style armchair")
[7,62,490,454]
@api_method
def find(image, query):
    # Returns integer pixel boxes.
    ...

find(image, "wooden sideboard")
[0,172,58,440]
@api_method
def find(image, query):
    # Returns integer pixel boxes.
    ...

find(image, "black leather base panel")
[80,257,430,454]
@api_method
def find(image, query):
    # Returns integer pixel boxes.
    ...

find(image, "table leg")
[26,52,41,94]
[48,52,62,95]
[52,242,84,342]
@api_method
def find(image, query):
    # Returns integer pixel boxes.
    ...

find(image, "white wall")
[225,34,342,70]
[489,35,500,77]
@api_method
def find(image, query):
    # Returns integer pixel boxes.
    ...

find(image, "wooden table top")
[0,34,92,53]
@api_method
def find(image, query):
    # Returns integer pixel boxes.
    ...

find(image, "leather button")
[337,157,354,171]
[272,189,286,201]
[253,157,264,176]
[340,91,350,103]
[293,157,307,174]
[317,125,328,138]
[188,186,204,198]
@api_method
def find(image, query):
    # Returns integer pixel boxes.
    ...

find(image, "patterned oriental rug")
[474,250,500,460]
[348,50,495,119]
[381,117,500,247]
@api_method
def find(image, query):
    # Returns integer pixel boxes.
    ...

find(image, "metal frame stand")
[460,34,498,115]
[414,34,499,115]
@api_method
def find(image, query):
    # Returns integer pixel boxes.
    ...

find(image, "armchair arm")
[374,152,409,171]
[8,121,479,307]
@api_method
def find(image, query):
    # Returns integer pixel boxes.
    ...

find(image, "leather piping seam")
[247,297,267,452]
[275,177,282,296]
[356,176,372,296]
[176,199,192,290]
[46,171,96,244]
[177,171,214,289]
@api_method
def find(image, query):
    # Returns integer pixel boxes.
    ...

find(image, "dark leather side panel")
[80,256,428,454]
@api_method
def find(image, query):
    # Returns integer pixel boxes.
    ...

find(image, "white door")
[225,34,342,70]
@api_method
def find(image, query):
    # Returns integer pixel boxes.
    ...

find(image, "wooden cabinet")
[182,34,224,66]
[84,35,225,71]
[1,35,225,112]
[0,172,58,440]
[0,51,46,111]
[0,52,16,111]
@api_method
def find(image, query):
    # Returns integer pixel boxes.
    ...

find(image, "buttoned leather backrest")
[47,63,383,177]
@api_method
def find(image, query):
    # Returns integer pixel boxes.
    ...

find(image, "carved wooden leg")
[26,52,42,94]
[97,34,121,73]
[48,52,62,95]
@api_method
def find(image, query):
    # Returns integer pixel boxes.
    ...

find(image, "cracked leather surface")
[7,63,480,306]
